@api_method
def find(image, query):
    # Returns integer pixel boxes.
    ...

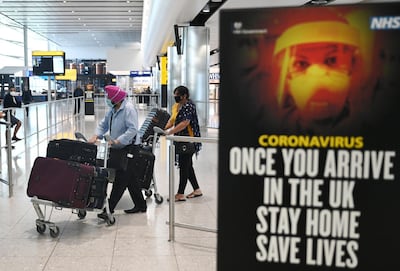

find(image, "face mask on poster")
[287,67,351,120]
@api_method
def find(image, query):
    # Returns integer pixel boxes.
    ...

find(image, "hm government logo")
[232,21,267,35]
[233,21,243,30]
[232,21,243,34]
[370,16,400,30]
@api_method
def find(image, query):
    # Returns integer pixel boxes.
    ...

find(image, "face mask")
[106,99,114,108]
[287,66,351,120]
[174,95,182,103]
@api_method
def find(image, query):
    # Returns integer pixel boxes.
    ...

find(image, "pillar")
[167,26,210,127]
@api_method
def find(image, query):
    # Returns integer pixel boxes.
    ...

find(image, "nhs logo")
[370,16,400,30]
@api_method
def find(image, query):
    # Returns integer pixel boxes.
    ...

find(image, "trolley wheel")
[106,216,116,226]
[144,189,153,197]
[154,194,163,204]
[36,223,46,234]
[49,226,60,238]
[77,210,87,219]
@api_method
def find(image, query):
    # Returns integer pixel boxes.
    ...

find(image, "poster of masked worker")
[218,3,400,271]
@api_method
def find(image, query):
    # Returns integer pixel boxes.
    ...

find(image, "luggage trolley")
[28,135,115,238]
[73,132,116,221]
[138,108,170,204]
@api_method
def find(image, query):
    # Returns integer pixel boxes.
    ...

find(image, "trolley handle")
[75,132,88,142]
[74,131,110,168]
[153,126,165,135]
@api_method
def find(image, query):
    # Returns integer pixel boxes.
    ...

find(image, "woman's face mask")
[174,95,182,103]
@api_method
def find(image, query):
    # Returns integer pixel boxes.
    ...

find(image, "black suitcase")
[47,138,97,166]
[132,146,155,190]
[139,108,170,143]
[86,167,110,209]
[27,157,94,209]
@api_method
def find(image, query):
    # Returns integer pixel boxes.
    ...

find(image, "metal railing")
[21,97,85,151]
[165,134,218,242]
[0,97,85,197]
[0,114,13,197]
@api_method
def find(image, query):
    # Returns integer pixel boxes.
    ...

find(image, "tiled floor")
[0,99,218,271]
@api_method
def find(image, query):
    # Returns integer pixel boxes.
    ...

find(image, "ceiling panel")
[0,0,143,48]
[0,0,397,67]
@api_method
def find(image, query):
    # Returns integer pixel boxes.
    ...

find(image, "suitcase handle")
[73,177,91,202]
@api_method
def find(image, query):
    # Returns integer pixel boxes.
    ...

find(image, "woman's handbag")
[174,142,196,155]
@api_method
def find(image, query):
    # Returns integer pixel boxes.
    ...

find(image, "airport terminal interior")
[0,98,218,271]
[1,1,397,270]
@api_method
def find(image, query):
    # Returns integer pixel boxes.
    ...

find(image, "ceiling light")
[306,0,335,5]
[202,4,210,13]
[210,48,219,55]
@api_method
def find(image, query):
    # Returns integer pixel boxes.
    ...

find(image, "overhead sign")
[32,50,65,56]
[32,51,65,76]
[55,68,77,81]
[209,72,220,83]
[130,70,152,77]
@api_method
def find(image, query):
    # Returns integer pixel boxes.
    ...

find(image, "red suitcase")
[27,157,94,209]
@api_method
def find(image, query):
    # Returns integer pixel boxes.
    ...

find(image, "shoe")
[5,145,15,149]
[187,191,203,199]
[166,193,187,202]
[97,209,113,220]
[12,136,22,141]
[167,198,186,202]
[124,206,147,214]
[175,194,186,202]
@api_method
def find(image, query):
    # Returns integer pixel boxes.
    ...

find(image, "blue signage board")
[130,71,152,77]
